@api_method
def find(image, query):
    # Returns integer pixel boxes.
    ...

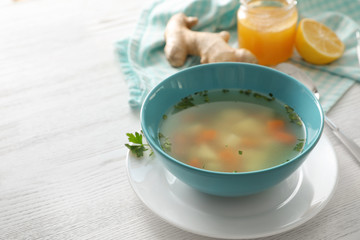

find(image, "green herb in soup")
[159,89,306,173]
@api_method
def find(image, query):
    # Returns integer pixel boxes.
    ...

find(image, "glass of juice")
[237,0,298,66]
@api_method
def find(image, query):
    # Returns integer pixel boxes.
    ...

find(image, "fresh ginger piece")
[164,13,257,67]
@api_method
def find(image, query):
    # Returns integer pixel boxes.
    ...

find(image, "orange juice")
[237,0,298,66]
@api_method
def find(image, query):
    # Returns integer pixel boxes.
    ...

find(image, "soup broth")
[159,89,306,173]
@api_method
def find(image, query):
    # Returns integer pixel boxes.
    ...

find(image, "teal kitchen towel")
[117,0,360,112]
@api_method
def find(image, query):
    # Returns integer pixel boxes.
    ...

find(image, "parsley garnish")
[125,131,153,157]
[174,95,195,110]
[159,133,172,153]
[285,105,302,126]
[293,139,305,152]
[222,89,230,93]
[253,92,274,102]
[244,89,252,95]
[195,90,209,102]
[238,150,243,155]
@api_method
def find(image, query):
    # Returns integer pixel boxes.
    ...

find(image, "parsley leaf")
[293,140,305,152]
[159,132,172,153]
[126,132,143,145]
[125,131,153,157]
[222,89,229,93]
[285,105,302,126]
[174,95,195,110]
[125,144,148,157]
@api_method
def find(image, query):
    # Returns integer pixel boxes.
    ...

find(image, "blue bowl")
[141,63,324,197]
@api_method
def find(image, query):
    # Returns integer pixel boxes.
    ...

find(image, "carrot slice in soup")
[187,158,202,168]
[272,131,296,144]
[267,119,285,131]
[240,137,260,148]
[219,148,239,171]
[195,129,217,143]
[201,129,217,140]
[267,119,296,144]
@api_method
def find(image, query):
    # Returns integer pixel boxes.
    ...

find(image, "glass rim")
[240,0,297,11]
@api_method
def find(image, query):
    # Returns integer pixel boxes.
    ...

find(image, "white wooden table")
[0,0,359,239]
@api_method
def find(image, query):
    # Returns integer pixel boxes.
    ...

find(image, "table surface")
[1,0,359,239]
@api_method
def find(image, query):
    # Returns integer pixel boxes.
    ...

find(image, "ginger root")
[164,13,257,67]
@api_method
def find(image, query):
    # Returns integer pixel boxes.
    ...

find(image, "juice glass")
[237,0,298,66]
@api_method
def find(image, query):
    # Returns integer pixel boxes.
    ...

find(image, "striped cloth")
[117,0,360,112]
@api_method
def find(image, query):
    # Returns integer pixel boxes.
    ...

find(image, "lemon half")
[295,18,344,65]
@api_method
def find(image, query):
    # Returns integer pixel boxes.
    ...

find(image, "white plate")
[126,134,338,239]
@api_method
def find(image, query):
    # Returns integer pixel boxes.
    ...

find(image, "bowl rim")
[140,62,324,175]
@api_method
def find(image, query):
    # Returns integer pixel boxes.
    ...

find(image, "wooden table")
[1,0,359,239]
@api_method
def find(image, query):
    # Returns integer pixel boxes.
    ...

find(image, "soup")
[159,89,305,173]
